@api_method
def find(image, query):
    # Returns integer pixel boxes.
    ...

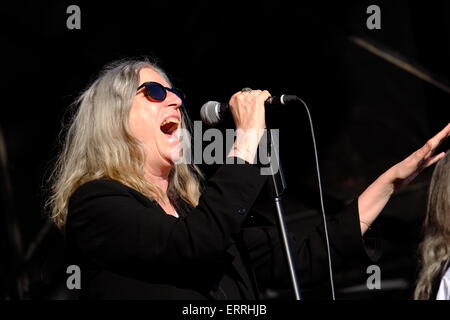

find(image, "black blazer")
[66,159,375,300]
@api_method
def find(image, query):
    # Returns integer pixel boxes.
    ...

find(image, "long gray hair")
[47,58,203,229]
[415,151,450,299]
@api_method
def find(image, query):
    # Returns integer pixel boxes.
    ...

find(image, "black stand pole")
[265,129,302,300]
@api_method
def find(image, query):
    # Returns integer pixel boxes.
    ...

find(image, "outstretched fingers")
[413,123,450,165]
[422,152,446,169]
[425,123,450,154]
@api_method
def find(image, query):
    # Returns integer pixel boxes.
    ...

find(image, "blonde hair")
[414,152,450,299]
[47,58,203,230]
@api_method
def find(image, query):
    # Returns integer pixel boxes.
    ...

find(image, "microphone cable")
[294,96,336,300]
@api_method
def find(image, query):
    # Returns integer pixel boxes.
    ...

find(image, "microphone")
[200,95,298,126]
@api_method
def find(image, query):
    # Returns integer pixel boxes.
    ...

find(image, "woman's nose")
[166,91,183,109]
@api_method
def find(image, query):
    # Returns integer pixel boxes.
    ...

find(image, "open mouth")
[160,118,180,136]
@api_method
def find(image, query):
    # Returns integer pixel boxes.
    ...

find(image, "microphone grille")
[200,101,221,125]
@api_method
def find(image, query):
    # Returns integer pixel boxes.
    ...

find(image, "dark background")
[1,0,449,300]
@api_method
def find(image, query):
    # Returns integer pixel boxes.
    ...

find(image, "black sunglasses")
[136,81,185,105]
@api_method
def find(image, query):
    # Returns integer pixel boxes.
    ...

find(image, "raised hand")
[390,123,450,190]
[358,123,450,234]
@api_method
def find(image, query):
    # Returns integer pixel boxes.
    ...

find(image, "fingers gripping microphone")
[200,95,299,126]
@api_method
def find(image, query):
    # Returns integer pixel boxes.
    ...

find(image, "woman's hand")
[228,89,270,132]
[389,123,450,191]
[227,89,271,164]
[358,123,450,235]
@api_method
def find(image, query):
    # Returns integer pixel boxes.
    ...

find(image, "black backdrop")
[1,0,449,299]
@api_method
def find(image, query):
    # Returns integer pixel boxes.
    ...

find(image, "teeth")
[161,118,180,126]
[160,118,180,135]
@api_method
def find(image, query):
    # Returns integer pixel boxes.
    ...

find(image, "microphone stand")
[263,128,302,300]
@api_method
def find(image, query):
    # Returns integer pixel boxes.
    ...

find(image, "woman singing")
[47,58,450,299]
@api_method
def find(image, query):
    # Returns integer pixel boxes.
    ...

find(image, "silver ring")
[241,87,252,93]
